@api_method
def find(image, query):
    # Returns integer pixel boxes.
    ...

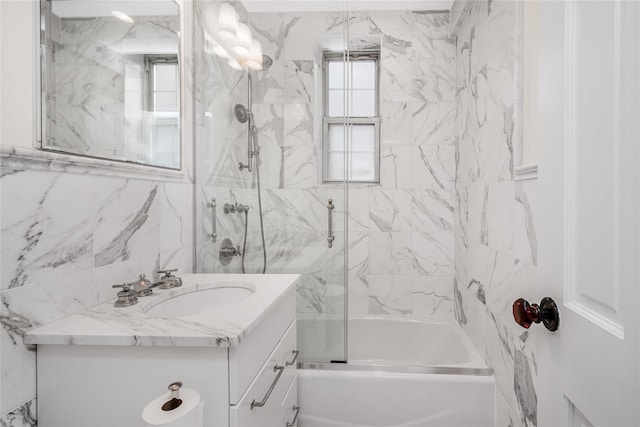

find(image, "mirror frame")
[34,0,184,172]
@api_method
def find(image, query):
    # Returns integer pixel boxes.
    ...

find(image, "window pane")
[349,90,376,117]
[155,64,177,91]
[350,124,375,152]
[328,61,345,89]
[328,89,345,117]
[352,61,375,89]
[328,124,346,151]
[350,153,375,181]
[155,92,178,112]
[327,152,346,181]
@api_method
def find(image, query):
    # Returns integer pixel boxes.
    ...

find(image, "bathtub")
[297,316,495,427]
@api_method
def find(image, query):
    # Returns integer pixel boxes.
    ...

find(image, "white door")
[536,1,640,425]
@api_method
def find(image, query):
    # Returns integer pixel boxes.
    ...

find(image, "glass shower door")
[275,5,349,364]
[193,0,350,364]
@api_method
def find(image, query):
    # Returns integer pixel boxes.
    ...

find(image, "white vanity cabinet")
[230,321,297,426]
[26,274,300,427]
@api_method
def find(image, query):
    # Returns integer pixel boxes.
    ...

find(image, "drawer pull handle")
[250,364,285,410]
[285,350,299,366]
[286,405,300,427]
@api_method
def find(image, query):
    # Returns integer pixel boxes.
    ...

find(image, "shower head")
[234,104,251,123]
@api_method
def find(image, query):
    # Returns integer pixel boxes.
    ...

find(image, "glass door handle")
[513,297,560,331]
[327,199,335,248]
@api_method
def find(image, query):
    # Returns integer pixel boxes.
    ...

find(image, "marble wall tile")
[284,61,314,103]
[369,189,412,232]
[1,169,93,290]
[412,102,456,146]
[253,103,284,150]
[251,60,286,104]
[283,146,317,188]
[368,275,412,315]
[454,1,537,425]
[1,271,95,411]
[195,10,455,321]
[380,145,412,189]
[281,15,331,60]
[249,13,284,60]
[380,102,412,145]
[411,276,453,315]
[284,103,314,147]
[94,178,162,268]
[345,189,370,232]
[347,274,369,315]
[411,189,455,234]
[0,398,36,427]
[412,144,456,190]
[411,232,454,277]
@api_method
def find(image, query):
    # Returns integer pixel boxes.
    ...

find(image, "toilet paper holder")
[162,382,183,411]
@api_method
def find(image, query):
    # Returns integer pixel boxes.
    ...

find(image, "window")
[146,55,179,117]
[323,52,380,183]
[145,55,179,166]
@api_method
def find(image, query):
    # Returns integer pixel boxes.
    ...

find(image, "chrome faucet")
[112,270,183,306]
[130,274,153,297]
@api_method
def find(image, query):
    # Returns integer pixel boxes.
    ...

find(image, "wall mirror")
[37,0,182,169]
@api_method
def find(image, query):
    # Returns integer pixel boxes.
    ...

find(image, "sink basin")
[145,282,255,317]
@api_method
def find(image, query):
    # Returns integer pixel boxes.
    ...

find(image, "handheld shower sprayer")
[233,59,273,274]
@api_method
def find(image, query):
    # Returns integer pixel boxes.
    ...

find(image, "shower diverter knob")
[512,297,559,331]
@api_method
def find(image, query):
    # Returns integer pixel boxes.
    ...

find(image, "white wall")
[1,0,35,149]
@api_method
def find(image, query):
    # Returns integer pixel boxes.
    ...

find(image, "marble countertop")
[24,274,299,347]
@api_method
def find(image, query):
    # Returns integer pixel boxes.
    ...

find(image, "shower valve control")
[513,297,559,331]
[224,202,249,214]
[219,238,241,265]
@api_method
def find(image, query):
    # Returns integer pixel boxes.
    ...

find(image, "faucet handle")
[158,269,177,277]
[112,283,132,291]
[112,283,138,307]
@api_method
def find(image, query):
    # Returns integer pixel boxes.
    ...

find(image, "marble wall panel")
[453,1,538,425]
[0,169,193,418]
[195,9,457,323]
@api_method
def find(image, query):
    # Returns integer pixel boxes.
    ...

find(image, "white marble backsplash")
[453,1,538,426]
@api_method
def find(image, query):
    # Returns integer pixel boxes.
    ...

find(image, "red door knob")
[512,297,559,331]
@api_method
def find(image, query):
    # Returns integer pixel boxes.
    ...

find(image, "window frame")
[322,51,381,184]
[145,54,180,117]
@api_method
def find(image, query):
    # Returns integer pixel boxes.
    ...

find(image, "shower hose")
[241,123,267,274]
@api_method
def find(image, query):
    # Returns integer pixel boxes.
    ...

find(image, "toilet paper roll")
[142,388,204,427]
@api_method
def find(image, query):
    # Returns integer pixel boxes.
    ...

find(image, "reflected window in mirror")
[145,55,179,167]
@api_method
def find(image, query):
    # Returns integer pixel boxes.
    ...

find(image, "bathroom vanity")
[24,274,300,427]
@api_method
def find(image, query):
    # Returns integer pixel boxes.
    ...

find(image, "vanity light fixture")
[212,42,229,58]
[204,2,264,71]
[111,10,134,24]
[228,57,243,71]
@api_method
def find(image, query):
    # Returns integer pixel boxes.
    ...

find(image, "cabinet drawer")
[229,288,295,402]
[281,377,299,427]
[230,321,297,426]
